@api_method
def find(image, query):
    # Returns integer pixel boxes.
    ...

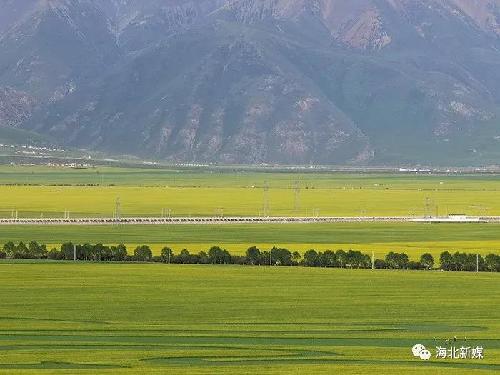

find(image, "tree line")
[0,241,499,272]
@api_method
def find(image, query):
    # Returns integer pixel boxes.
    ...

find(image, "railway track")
[0,216,499,225]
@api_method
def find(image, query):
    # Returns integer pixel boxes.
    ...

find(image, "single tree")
[61,242,75,260]
[15,242,29,259]
[485,254,500,272]
[246,246,261,265]
[2,241,16,258]
[440,251,453,271]
[134,245,153,262]
[111,244,128,261]
[292,251,302,265]
[161,247,174,263]
[303,249,319,267]
[420,253,434,270]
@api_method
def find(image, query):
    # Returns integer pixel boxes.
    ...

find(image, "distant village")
[0,142,498,173]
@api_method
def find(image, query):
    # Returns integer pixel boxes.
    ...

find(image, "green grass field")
[0,223,498,260]
[0,263,498,374]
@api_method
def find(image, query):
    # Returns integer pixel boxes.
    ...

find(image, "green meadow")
[0,263,498,374]
[0,223,498,260]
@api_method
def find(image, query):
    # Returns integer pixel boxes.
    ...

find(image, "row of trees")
[440,251,500,272]
[374,252,435,270]
[1,241,48,259]
[1,241,499,272]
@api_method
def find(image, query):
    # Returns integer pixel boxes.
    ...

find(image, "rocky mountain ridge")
[0,0,499,165]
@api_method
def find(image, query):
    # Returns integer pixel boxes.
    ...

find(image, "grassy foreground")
[0,263,498,374]
[0,223,498,260]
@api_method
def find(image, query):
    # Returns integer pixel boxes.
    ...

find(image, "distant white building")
[448,214,468,222]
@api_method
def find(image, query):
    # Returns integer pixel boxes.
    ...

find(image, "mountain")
[0,0,499,165]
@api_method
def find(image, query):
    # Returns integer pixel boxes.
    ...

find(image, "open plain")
[0,165,498,374]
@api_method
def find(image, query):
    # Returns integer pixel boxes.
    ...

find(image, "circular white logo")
[412,344,432,360]
[412,344,426,357]
[419,349,432,360]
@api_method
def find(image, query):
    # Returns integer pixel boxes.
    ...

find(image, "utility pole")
[476,253,479,273]
[372,251,375,270]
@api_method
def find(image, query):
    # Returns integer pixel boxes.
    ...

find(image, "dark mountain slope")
[0,0,499,165]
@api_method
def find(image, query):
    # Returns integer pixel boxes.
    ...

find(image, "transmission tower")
[293,181,301,214]
[424,196,434,218]
[115,197,121,221]
[470,205,489,217]
[215,208,224,218]
[263,181,270,217]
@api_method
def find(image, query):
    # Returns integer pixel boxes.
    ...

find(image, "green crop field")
[0,263,498,374]
[0,167,498,373]
[0,165,499,259]
[0,223,498,260]
[0,166,499,218]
